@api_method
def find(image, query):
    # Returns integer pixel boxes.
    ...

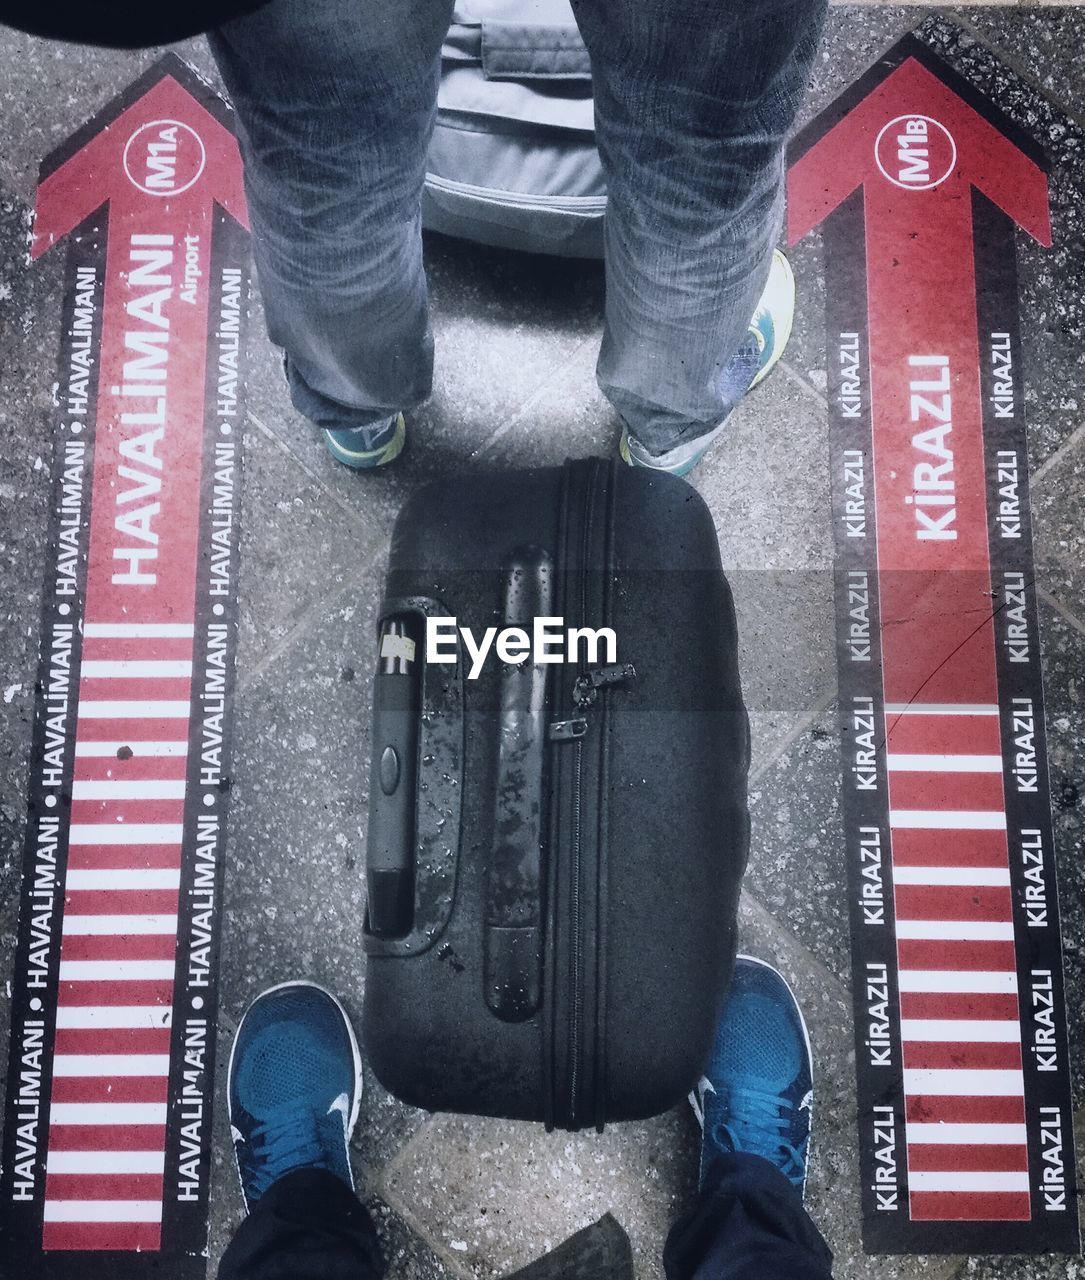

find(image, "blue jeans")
[217,1154,833,1279]
[209,0,826,454]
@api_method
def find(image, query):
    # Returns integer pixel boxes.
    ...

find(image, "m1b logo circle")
[875,114,957,191]
[123,119,206,196]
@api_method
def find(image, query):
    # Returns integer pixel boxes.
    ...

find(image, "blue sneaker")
[228,981,363,1211]
[620,249,795,476]
[691,955,813,1198]
[324,412,406,469]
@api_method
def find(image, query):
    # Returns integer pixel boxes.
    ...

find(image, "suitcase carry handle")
[366,615,423,938]
[443,3,592,82]
[485,546,553,1021]
[480,21,591,83]
[363,595,464,959]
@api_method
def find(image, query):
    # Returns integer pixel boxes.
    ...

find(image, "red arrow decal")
[26,66,247,1257]
[33,74,247,256]
[789,41,1068,1244]
[788,56,1050,247]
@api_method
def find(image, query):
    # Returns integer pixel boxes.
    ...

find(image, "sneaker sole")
[227,979,365,1202]
[748,249,795,390]
[324,413,406,469]
[618,426,704,478]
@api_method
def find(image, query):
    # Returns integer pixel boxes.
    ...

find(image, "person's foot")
[620,248,795,476]
[690,955,813,1198]
[324,412,406,469]
[228,981,363,1211]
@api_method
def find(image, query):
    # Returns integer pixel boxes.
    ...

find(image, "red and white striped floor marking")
[20,75,248,1253]
[885,702,1029,1222]
[43,621,192,1252]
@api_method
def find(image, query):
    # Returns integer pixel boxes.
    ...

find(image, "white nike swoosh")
[328,1092,350,1138]
[690,1076,716,1128]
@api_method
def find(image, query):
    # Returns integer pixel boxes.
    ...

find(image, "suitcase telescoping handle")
[366,616,422,939]
[485,546,552,1022]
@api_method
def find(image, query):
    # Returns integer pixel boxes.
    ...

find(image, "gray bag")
[423,0,605,258]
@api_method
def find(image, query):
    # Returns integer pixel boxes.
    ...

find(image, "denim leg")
[208,0,455,442]
[217,1168,383,1280]
[570,0,827,455]
[662,1153,833,1280]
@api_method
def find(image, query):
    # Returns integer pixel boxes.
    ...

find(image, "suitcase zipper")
[425,172,606,216]
[545,459,635,1130]
[548,667,635,741]
[570,736,584,1109]
[548,662,636,1120]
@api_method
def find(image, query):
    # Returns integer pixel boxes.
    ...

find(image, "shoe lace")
[712,1084,806,1185]
[241,1105,335,1199]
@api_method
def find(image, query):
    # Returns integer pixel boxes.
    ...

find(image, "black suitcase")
[362,458,750,1131]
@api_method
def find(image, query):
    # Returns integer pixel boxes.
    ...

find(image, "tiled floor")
[0,7,1083,1279]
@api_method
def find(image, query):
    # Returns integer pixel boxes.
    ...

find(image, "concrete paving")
[1,6,1083,1279]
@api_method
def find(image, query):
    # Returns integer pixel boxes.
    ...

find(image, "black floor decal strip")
[789,32,1079,1255]
[1,55,250,1277]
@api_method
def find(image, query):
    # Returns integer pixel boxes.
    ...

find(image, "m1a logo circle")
[123,118,206,196]
[874,114,957,191]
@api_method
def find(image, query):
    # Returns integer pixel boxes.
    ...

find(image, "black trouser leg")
[217,1169,383,1280]
[663,1153,834,1280]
